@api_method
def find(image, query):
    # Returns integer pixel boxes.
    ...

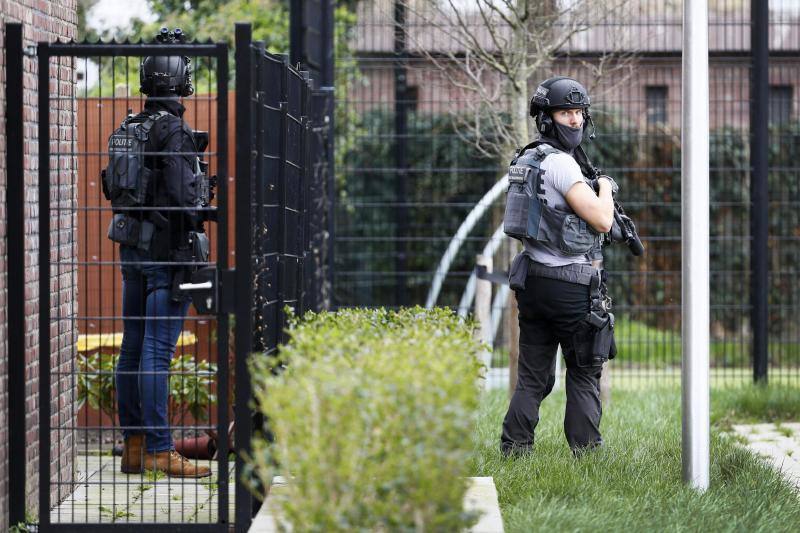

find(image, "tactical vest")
[103,110,172,250]
[503,142,600,255]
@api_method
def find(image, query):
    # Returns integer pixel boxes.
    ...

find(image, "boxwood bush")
[248,306,483,531]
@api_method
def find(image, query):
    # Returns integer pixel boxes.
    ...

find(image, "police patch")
[508,165,532,183]
[109,134,134,152]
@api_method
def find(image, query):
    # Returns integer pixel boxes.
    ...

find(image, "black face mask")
[554,121,584,151]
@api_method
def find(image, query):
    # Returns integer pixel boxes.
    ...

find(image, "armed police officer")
[105,28,214,478]
[500,76,619,456]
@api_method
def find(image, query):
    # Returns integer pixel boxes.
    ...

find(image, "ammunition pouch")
[508,253,531,291]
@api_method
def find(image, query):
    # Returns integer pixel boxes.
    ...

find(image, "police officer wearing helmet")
[106,28,213,478]
[500,76,617,456]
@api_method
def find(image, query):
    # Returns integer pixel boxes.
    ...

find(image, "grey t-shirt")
[523,150,593,267]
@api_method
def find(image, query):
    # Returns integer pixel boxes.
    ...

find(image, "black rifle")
[192,130,218,223]
[575,146,645,257]
[610,199,644,256]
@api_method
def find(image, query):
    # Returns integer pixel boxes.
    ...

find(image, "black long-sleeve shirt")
[142,97,201,258]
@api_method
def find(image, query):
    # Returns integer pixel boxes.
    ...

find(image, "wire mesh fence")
[334,0,800,389]
[37,41,234,527]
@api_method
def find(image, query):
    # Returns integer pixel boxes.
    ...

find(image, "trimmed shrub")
[248,306,483,532]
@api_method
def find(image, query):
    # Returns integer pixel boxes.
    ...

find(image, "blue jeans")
[116,245,190,452]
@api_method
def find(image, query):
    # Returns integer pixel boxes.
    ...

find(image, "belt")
[528,261,598,286]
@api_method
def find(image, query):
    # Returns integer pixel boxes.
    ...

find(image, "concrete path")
[249,476,504,532]
[50,452,235,524]
[732,422,800,491]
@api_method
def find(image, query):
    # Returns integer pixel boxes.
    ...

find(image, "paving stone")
[50,451,236,525]
[732,422,800,497]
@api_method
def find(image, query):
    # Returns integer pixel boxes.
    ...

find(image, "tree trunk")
[474,254,494,385]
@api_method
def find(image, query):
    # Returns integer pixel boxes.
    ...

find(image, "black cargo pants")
[500,274,603,455]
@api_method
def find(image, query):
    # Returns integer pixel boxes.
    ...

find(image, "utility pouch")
[190,231,210,263]
[559,214,597,255]
[107,214,140,247]
[508,253,531,291]
[503,176,532,240]
[137,220,155,252]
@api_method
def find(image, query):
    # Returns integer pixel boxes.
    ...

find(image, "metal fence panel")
[335,1,800,388]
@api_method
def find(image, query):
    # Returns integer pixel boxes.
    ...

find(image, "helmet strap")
[537,111,553,135]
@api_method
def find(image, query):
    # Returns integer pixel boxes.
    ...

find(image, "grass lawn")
[472,385,800,532]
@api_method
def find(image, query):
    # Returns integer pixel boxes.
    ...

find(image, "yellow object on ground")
[77,331,198,353]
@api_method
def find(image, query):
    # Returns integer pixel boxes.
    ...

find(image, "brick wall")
[0,1,78,529]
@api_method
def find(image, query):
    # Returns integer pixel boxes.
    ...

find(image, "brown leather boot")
[144,449,212,478]
[120,434,145,474]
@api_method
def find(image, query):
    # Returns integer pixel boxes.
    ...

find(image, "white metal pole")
[682,0,710,491]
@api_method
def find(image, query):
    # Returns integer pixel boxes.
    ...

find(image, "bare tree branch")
[385,0,641,160]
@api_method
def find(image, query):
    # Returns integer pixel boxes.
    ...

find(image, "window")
[645,86,668,125]
[769,85,793,125]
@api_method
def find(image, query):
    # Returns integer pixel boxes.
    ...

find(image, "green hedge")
[338,110,800,347]
[248,307,483,531]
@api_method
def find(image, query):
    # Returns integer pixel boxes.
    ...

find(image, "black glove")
[590,175,619,196]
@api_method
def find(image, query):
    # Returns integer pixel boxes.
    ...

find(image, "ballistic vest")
[503,142,601,255]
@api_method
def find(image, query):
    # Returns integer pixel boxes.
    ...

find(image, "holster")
[508,253,531,291]
[169,231,210,303]
[575,270,617,368]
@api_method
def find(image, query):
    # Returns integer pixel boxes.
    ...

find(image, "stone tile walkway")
[249,476,504,532]
[731,422,800,491]
[50,452,235,524]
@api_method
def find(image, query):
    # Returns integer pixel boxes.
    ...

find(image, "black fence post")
[393,0,409,307]
[289,0,303,68]
[37,39,52,529]
[6,21,26,529]
[321,0,335,309]
[234,22,255,530]
[214,40,231,528]
[277,58,289,342]
[751,0,769,383]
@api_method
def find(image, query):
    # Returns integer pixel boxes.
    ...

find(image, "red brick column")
[0,1,78,528]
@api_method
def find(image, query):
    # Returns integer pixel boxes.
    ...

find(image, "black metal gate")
[5,20,331,532]
[29,33,236,531]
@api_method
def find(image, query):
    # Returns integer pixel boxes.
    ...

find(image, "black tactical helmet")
[139,28,193,97]
[529,76,590,117]
[530,76,591,136]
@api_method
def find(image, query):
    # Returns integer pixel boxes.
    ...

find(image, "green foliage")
[169,354,217,424]
[77,0,101,41]
[248,306,483,532]
[77,352,117,419]
[81,0,358,102]
[76,352,217,424]
[613,317,681,367]
[339,104,799,351]
[712,384,800,429]
[336,109,501,306]
[473,386,800,532]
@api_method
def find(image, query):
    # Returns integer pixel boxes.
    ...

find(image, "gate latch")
[179,266,218,314]
[178,267,237,315]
